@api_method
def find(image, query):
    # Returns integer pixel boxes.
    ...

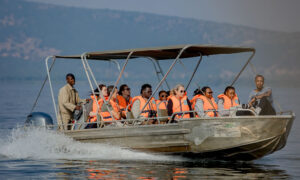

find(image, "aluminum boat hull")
[64,115,294,161]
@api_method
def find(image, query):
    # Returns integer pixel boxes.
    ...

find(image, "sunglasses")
[207,91,213,94]
[124,88,130,91]
[160,95,167,97]
[180,90,185,93]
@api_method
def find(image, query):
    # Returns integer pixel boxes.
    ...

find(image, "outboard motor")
[25,112,54,129]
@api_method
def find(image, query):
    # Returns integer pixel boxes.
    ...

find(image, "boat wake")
[0,127,183,161]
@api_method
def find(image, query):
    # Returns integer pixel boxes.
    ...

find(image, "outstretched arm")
[256,89,271,99]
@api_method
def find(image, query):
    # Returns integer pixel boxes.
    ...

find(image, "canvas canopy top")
[54,44,255,60]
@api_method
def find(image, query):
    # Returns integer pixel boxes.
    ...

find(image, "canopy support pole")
[81,53,116,125]
[45,56,58,121]
[230,50,256,86]
[137,45,192,118]
[108,52,133,102]
[185,54,202,91]
[147,57,170,91]
[148,58,163,89]
[155,60,171,91]
[249,62,257,75]
[31,56,56,114]
[109,59,123,83]
[176,55,202,91]
[109,60,121,72]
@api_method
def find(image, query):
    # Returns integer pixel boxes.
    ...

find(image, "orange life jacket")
[169,95,191,119]
[167,95,172,101]
[192,95,218,117]
[131,96,157,118]
[117,95,132,111]
[156,100,168,110]
[99,99,121,121]
[89,95,100,122]
[217,94,239,110]
[190,95,199,107]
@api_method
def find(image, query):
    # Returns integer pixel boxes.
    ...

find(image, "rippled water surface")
[0,81,299,179]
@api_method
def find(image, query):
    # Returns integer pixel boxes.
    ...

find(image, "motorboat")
[27,44,295,161]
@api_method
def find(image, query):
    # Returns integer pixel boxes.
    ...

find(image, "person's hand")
[75,106,81,110]
[254,95,260,99]
[248,97,256,107]
[86,99,91,103]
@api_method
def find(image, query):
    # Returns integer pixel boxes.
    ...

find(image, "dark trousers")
[254,97,276,115]
[85,123,98,129]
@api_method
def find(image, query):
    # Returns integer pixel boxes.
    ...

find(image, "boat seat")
[126,111,134,119]
[157,109,169,122]
[85,101,93,115]
[73,101,93,130]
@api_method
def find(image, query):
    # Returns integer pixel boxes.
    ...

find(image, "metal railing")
[29,107,293,131]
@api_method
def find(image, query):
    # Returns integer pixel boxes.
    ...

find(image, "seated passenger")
[101,85,109,100]
[168,89,174,98]
[192,86,218,117]
[156,90,168,110]
[217,86,240,116]
[167,84,193,121]
[88,84,106,128]
[131,84,157,123]
[117,84,133,116]
[98,85,121,121]
[166,90,170,97]
[190,87,203,107]
[248,75,276,115]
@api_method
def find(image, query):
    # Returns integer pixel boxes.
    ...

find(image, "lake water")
[0,81,299,179]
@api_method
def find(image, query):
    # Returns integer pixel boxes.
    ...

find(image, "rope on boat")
[30,57,56,114]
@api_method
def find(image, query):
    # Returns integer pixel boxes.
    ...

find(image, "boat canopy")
[54,44,255,60]
[44,44,256,121]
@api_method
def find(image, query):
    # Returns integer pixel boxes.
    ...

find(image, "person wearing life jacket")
[192,86,218,117]
[98,85,121,122]
[190,87,203,106]
[117,84,132,117]
[86,84,107,128]
[89,85,106,121]
[217,86,240,116]
[167,84,193,121]
[101,85,109,101]
[156,90,168,110]
[131,84,157,124]
[168,89,174,99]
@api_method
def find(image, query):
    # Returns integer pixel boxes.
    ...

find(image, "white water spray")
[0,127,182,161]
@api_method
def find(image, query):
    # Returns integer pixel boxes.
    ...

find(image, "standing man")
[248,75,276,115]
[58,73,88,130]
